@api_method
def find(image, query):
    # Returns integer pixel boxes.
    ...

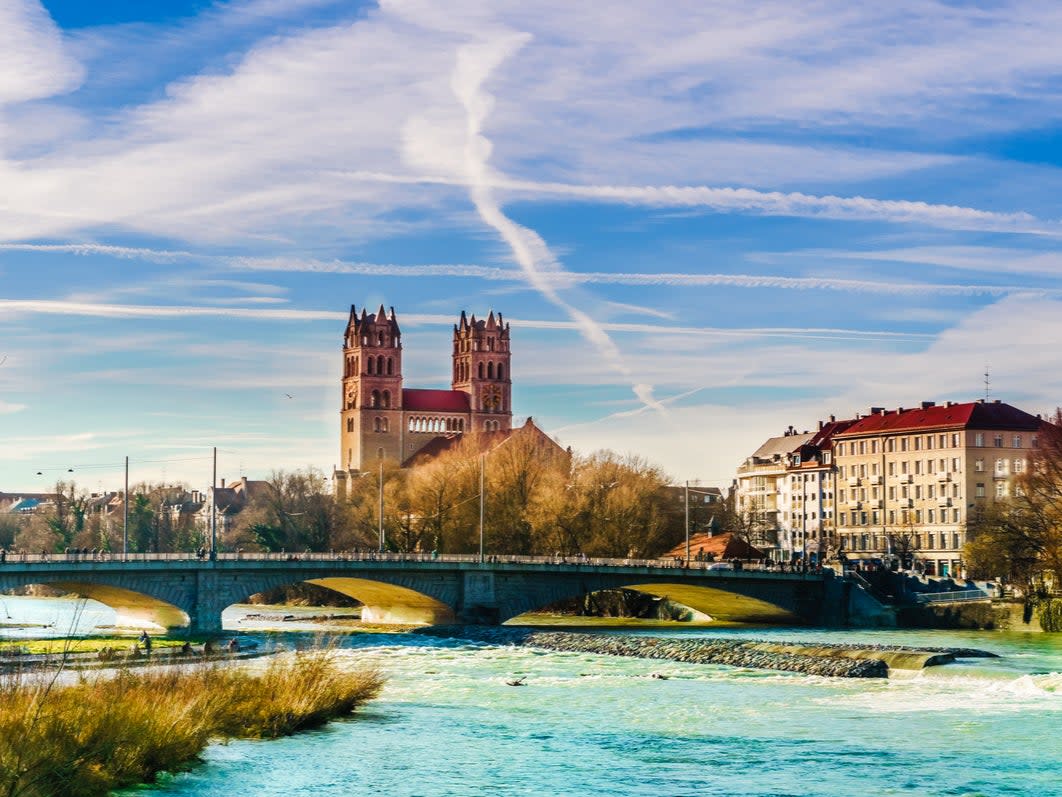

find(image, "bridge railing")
[0,549,824,575]
[913,589,990,604]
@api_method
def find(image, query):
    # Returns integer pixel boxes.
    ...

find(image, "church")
[335,305,514,475]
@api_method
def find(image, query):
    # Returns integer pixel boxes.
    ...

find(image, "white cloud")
[0,1,82,107]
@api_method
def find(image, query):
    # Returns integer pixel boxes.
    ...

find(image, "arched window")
[346,418,354,432]
[478,362,484,379]
[487,362,494,379]
[381,418,389,433]
[387,357,394,375]
[497,364,504,381]
[408,417,415,432]
[383,390,391,409]
[377,332,384,345]
[354,356,359,374]
[367,357,374,375]
[371,390,380,408]
[373,417,381,432]
[488,337,495,351]
[376,355,384,375]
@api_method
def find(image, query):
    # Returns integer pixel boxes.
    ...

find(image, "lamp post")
[479,453,485,564]
[123,456,129,560]
[684,480,690,565]
[378,449,385,552]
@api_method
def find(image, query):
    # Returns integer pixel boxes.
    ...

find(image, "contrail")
[448,36,665,413]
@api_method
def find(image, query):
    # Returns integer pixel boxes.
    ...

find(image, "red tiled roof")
[402,389,470,412]
[836,401,1043,437]
[661,533,766,561]
[804,419,858,449]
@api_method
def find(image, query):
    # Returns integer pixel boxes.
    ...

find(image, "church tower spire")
[340,304,403,471]
[452,309,512,433]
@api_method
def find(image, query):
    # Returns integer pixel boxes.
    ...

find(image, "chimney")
[870,406,884,415]
[993,399,1001,404]
[829,414,836,422]
[921,401,935,410]
[220,478,226,488]
[818,420,824,431]
[896,407,905,413]
[944,401,953,408]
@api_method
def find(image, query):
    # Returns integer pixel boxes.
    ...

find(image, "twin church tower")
[337,305,513,474]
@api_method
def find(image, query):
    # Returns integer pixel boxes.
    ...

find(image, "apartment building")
[779,417,857,562]
[734,427,814,559]
[832,399,1045,577]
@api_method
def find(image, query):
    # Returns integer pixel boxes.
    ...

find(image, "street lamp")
[378,449,385,552]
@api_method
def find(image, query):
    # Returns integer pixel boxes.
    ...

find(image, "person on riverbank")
[138,630,152,655]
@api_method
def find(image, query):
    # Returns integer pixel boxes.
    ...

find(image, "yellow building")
[832,399,1045,577]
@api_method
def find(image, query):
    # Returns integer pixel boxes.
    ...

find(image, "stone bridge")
[0,554,837,633]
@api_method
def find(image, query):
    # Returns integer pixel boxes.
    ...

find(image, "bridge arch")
[218,571,458,627]
[0,575,193,632]
[494,573,813,626]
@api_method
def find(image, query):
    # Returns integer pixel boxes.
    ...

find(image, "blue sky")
[4,0,1062,493]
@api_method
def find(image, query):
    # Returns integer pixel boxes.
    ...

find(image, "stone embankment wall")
[417,627,993,678]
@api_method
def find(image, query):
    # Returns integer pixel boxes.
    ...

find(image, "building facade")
[734,427,814,558]
[337,305,513,474]
[832,400,1045,577]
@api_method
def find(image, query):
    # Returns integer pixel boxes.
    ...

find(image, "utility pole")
[684,480,690,565]
[123,456,129,559]
[210,446,217,559]
[479,453,486,564]
[378,450,385,552]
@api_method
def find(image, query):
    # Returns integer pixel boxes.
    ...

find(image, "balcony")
[868,475,883,485]
[847,501,862,510]
[937,473,952,483]
[900,498,914,508]
[938,497,952,507]
[847,477,861,487]
[868,499,883,509]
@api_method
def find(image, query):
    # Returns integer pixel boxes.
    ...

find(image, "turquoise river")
[3,596,1061,796]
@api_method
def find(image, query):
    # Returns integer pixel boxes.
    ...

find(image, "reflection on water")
[5,598,1062,796]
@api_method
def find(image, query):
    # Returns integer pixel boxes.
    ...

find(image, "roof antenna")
[984,364,991,400]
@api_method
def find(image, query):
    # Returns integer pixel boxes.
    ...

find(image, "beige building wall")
[834,423,1038,577]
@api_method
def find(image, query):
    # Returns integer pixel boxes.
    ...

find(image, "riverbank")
[0,648,383,797]
[418,626,996,677]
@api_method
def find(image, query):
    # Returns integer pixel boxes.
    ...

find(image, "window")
[370,389,380,408]
[975,433,985,447]
[387,357,394,375]
[952,433,959,447]
[859,441,866,455]
[928,484,935,499]
[914,437,921,451]
[915,460,922,475]
[901,461,909,474]
[498,364,505,381]
[953,532,961,550]
[1014,459,1025,474]
[1013,435,1022,448]
[889,486,896,499]
[382,390,391,409]
[995,458,1007,476]
[901,437,909,452]
[839,512,847,526]
[887,439,895,453]
[888,462,896,476]
[888,510,895,524]
[871,440,878,454]
[953,508,960,523]
[939,434,947,448]
[914,510,922,523]
[915,485,922,499]
[976,483,985,498]
[928,532,936,549]
[975,458,984,472]
[346,418,354,432]
[994,434,1004,448]
[995,481,1007,498]
[860,512,868,526]
[928,509,935,523]
[1032,435,1040,449]
[952,457,960,472]
[926,436,933,450]
[837,443,845,456]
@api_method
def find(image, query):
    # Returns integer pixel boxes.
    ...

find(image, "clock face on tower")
[344,382,357,409]
[481,384,502,412]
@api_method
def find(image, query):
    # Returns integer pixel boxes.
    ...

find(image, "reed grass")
[0,648,383,797]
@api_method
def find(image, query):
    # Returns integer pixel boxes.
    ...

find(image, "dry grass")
[0,648,383,797]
